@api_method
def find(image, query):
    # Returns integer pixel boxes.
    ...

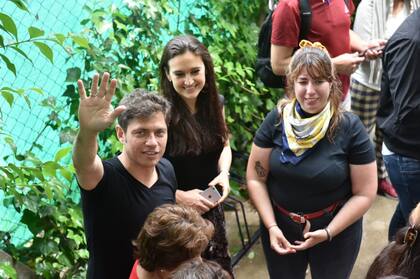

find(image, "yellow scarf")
[282,99,332,156]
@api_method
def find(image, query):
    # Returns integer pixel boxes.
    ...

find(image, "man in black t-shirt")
[72,72,177,278]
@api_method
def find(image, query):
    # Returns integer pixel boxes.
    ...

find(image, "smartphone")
[359,45,385,57]
[199,186,222,203]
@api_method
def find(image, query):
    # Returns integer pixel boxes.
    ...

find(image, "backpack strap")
[344,0,349,9]
[299,0,312,41]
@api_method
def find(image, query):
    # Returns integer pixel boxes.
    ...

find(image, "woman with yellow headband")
[246,42,377,279]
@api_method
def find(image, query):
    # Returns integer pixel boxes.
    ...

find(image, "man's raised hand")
[77,72,126,132]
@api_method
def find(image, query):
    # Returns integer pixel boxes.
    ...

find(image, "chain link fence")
[0,0,86,246]
[0,0,198,249]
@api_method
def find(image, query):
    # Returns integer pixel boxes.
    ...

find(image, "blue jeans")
[383,154,420,240]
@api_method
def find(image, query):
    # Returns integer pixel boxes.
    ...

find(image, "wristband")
[324,228,332,242]
[220,170,230,177]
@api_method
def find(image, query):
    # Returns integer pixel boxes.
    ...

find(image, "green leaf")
[10,46,33,64]
[0,54,16,76]
[54,146,72,162]
[60,168,73,183]
[21,209,43,235]
[4,136,17,153]
[0,35,4,47]
[65,67,81,82]
[42,161,59,177]
[33,42,53,63]
[0,262,17,279]
[28,26,45,39]
[1,90,14,106]
[22,94,31,108]
[54,33,66,45]
[71,35,89,48]
[9,0,29,12]
[28,87,44,94]
[0,13,18,39]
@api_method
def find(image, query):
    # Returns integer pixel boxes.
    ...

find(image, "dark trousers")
[260,209,362,279]
[384,153,420,240]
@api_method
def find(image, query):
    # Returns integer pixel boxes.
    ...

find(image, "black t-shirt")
[254,109,375,213]
[165,95,225,190]
[80,157,177,279]
[165,147,223,191]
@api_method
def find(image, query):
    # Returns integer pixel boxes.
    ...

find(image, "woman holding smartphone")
[159,35,232,274]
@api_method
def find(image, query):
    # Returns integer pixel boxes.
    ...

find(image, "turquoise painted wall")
[0,0,200,246]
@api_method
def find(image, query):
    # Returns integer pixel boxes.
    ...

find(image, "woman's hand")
[208,171,230,204]
[176,189,216,214]
[290,229,329,251]
[269,226,296,255]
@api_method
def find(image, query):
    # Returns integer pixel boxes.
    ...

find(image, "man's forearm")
[72,129,99,172]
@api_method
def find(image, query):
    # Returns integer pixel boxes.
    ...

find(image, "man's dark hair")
[117,89,171,131]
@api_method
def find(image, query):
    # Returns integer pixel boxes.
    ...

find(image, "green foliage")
[0,261,17,279]
[0,0,54,114]
[1,144,87,277]
[1,0,286,277]
[183,0,282,152]
[62,0,281,164]
[0,1,88,277]
[62,0,174,156]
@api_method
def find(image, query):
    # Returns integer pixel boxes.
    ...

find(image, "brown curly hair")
[366,203,420,279]
[169,258,231,279]
[277,46,343,141]
[132,204,214,272]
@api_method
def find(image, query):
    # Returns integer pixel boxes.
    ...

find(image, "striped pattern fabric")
[350,78,387,179]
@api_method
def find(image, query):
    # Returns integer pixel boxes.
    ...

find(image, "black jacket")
[377,8,420,160]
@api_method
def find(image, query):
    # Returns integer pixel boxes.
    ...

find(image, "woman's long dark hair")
[159,35,228,156]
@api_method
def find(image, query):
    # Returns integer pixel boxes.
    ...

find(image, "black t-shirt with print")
[254,109,375,213]
[80,157,177,279]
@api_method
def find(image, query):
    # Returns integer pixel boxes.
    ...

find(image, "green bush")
[2,0,283,276]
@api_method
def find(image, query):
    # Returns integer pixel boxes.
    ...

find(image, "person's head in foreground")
[169,258,231,279]
[131,204,214,278]
[366,203,420,279]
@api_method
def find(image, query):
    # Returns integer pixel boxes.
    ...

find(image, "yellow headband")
[299,40,327,52]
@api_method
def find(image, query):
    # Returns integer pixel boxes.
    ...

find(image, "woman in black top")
[246,42,377,279]
[159,35,232,274]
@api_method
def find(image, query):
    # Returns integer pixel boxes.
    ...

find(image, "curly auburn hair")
[169,258,231,279]
[132,204,214,272]
[366,203,420,279]
[277,46,343,141]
